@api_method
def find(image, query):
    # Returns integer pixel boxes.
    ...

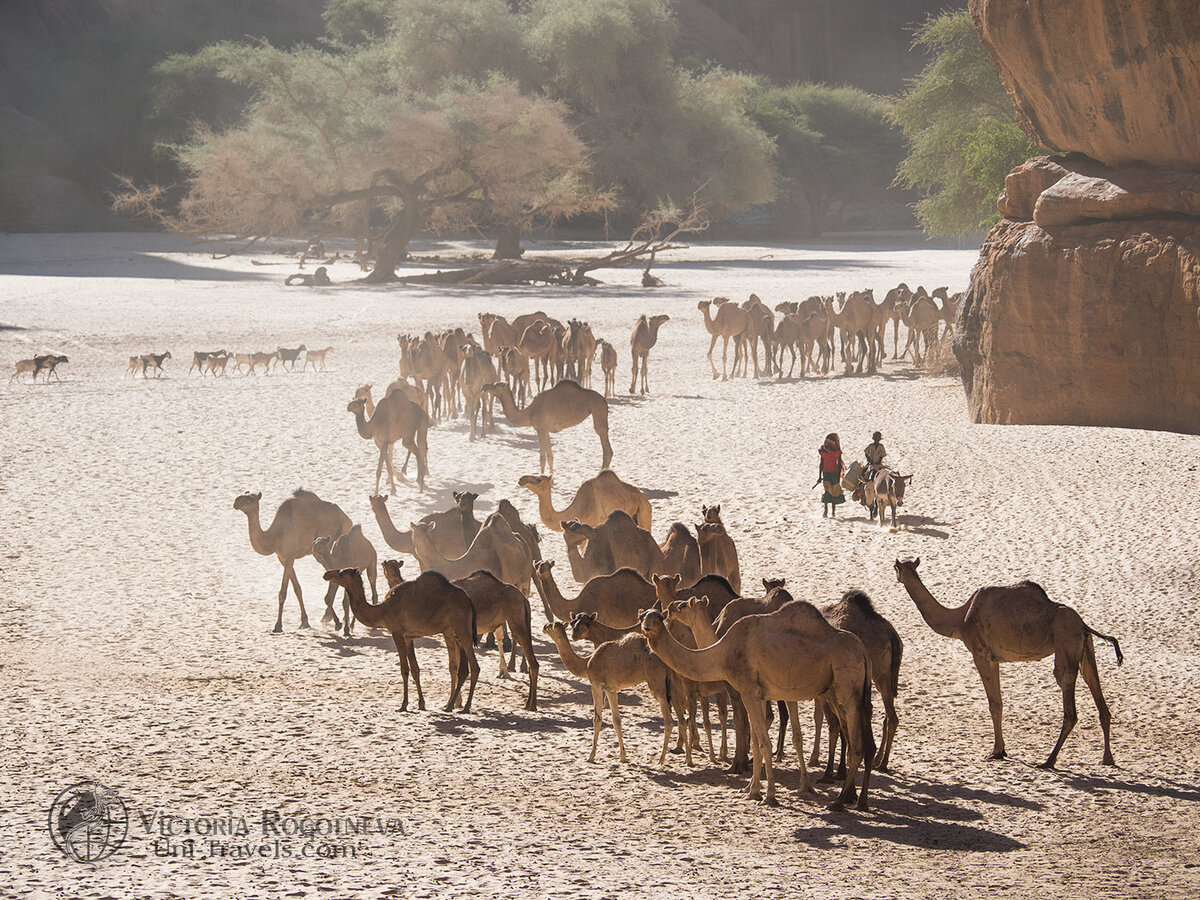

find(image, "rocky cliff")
[957,0,1200,434]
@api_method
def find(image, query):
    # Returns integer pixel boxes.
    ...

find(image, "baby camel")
[542,620,675,766]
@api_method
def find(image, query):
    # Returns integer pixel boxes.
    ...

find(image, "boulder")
[955,219,1200,434]
[969,0,1200,168]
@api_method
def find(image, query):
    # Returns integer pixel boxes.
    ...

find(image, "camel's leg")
[589,684,604,763]
[973,653,1006,759]
[537,430,553,475]
[493,627,509,678]
[707,334,720,379]
[629,352,638,395]
[832,693,870,812]
[444,638,464,711]
[717,693,729,761]
[809,700,824,767]
[1040,644,1082,769]
[288,562,311,629]
[774,700,788,762]
[383,441,401,496]
[342,590,353,638]
[656,688,674,768]
[721,336,730,381]
[610,690,627,763]
[373,445,387,495]
[320,582,341,628]
[701,697,716,763]
[459,640,479,713]
[876,688,898,771]
[408,641,425,711]
[744,699,776,805]
[786,700,812,794]
[1076,636,1116,765]
[273,565,291,633]
[394,638,412,711]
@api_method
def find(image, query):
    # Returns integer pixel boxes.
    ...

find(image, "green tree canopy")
[889,10,1039,236]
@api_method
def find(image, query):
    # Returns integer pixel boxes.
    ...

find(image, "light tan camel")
[805,590,903,774]
[303,346,333,371]
[517,320,557,393]
[482,380,613,475]
[517,470,652,533]
[740,294,775,378]
[652,573,739,621]
[881,283,912,358]
[478,312,518,354]
[347,393,429,494]
[313,524,378,637]
[629,314,669,395]
[452,570,538,709]
[894,558,1122,767]
[397,332,452,421]
[460,343,497,440]
[659,523,701,586]
[577,321,598,388]
[560,319,594,386]
[827,291,877,374]
[597,339,618,398]
[696,522,741,595]
[934,287,960,338]
[368,492,481,558]
[410,513,533,595]
[531,560,655,627]
[353,381,426,481]
[542,620,675,766]
[698,299,749,380]
[323,567,479,712]
[641,603,875,809]
[561,510,666,583]
[233,489,351,633]
[901,289,941,365]
[497,346,530,406]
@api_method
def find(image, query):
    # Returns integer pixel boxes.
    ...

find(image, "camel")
[803,590,904,775]
[827,291,877,374]
[517,470,652,533]
[872,469,912,529]
[596,339,618,398]
[285,266,330,286]
[496,346,530,406]
[894,558,1122,767]
[276,345,306,372]
[629,314,669,395]
[312,524,378,637]
[659,523,701,586]
[577,321,597,388]
[323,567,479,712]
[698,299,749,380]
[641,602,875,809]
[881,284,912,358]
[303,346,333,371]
[900,287,940,365]
[347,392,429,494]
[651,572,739,621]
[397,332,453,421]
[696,522,741,595]
[460,343,497,440]
[560,510,665,583]
[516,320,557,393]
[531,560,655,627]
[368,492,480,558]
[740,294,775,378]
[934,287,960,338]
[560,319,592,385]
[494,499,541,562]
[482,380,613,475]
[411,513,533,595]
[542,620,676,766]
[233,489,351,632]
[452,570,538,709]
[478,312,518,354]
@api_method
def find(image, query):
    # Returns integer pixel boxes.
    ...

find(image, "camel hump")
[347,523,363,538]
[291,487,320,501]
[839,589,879,617]
[1016,580,1052,602]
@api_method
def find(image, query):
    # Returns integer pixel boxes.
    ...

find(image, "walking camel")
[597,339,618,398]
[346,392,429,494]
[233,489,351,633]
[530,560,655,627]
[629,314,669,395]
[482,380,613,475]
[312,524,379,637]
[640,603,875,809]
[697,299,749,380]
[894,558,1122,767]
[517,470,652,533]
[561,510,666,583]
[410,513,533,595]
[451,570,538,710]
[323,567,479,712]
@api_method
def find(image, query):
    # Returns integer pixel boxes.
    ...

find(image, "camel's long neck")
[700,306,716,335]
[546,632,590,680]
[533,574,572,621]
[371,504,413,554]
[532,490,564,531]
[343,573,387,629]
[352,407,373,440]
[412,530,455,570]
[646,627,727,685]
[241,507,274,557]
[492,387,530,426]
[563,539,590,583]
[900,572,964,640]
[683,606,719,648]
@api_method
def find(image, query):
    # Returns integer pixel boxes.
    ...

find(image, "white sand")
[2,232,1198,898]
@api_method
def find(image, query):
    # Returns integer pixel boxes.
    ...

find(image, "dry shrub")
[920,327,960,377]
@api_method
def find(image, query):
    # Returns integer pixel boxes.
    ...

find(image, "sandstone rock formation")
[959,1,1200,434]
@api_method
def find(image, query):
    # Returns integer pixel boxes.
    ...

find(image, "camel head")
[648,314,670,329]
[346,397,367,415]
[638,607,668,640]
[894,557,921,583]
[763,577,786,592]
[354,384,374,402]
[695,522,720,543]
[410,520,435,539]
[382,558,405,588]
[517,474,550,493]
[701,504,722,524]
[232,491,262,513]
[561,520,593,546]
[569,612,597,641]
[452,490,479,511]
[697,299,711,313]
[481,381,507,397]
[322,566,360,590]
[712,297,731,307]
[368,494,388,514]
[532,559,554,583]
[312,536,335,568]
[542,620,567,639]
[652,573,681,604]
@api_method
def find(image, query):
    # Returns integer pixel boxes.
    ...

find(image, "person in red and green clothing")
[818,433,845,518]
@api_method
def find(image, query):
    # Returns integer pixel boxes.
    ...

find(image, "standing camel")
[452,570,538,710]
[517,470,652,533]
[323,567,479,713]
[596,340,618,398]
[894,558,1122,767]
[560,510,666,583]
[741,294,775,378]
[410,513,533,595]
[346,393,429,494]
[312,524,379,637]
[901,287,941,365]
[629,314,669,395]
[698,299,749,380]
[233,489,351,633]
[517,320,558,393]
[482,380,613,475]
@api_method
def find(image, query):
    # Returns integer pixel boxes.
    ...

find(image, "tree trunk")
[363,203,423,283]
[492,223,525,260]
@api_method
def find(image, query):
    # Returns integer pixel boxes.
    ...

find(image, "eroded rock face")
[970,0,1200,168]
[956,219,1200,433]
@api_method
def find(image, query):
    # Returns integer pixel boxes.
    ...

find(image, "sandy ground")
[1,232,1198,899]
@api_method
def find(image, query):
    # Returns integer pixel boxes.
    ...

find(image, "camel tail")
[1085,624,1123,666]
[888,630,903,697]
[859,663,877,766]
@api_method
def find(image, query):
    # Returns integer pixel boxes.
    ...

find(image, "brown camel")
[894,558,1122,767]
[741,294,775,378]
[411,513,533,595]
[460,343,497,440]
[696,522,741,595]
[518,470,652,533]
[597,339,618,398]
[233,489,351,633]
[542,620,676,766]
[629,314,669,395]
[497,346,530,406]
[323,567,479,712]
[482,380,613,475]
[531,560,655,627]
[698,299,749,380]
[516,320,558,393]
[313,524,379,637]
[901,287,941,365]
[881,283,912,358]
[560,319,594,386]
[452,570,538,709]
[494,498,541,561]
[641,603,875,809]
[346,392,429,494]
[651,572,739,621]
[561,510,666,583]
[478,312,518,354]
[659,523,702,586]
[827,291,877,374]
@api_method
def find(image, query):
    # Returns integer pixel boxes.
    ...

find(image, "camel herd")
[700,284,962,380]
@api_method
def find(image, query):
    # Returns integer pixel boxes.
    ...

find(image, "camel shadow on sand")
[1049,769,1200,803]
[841,512,952,539]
